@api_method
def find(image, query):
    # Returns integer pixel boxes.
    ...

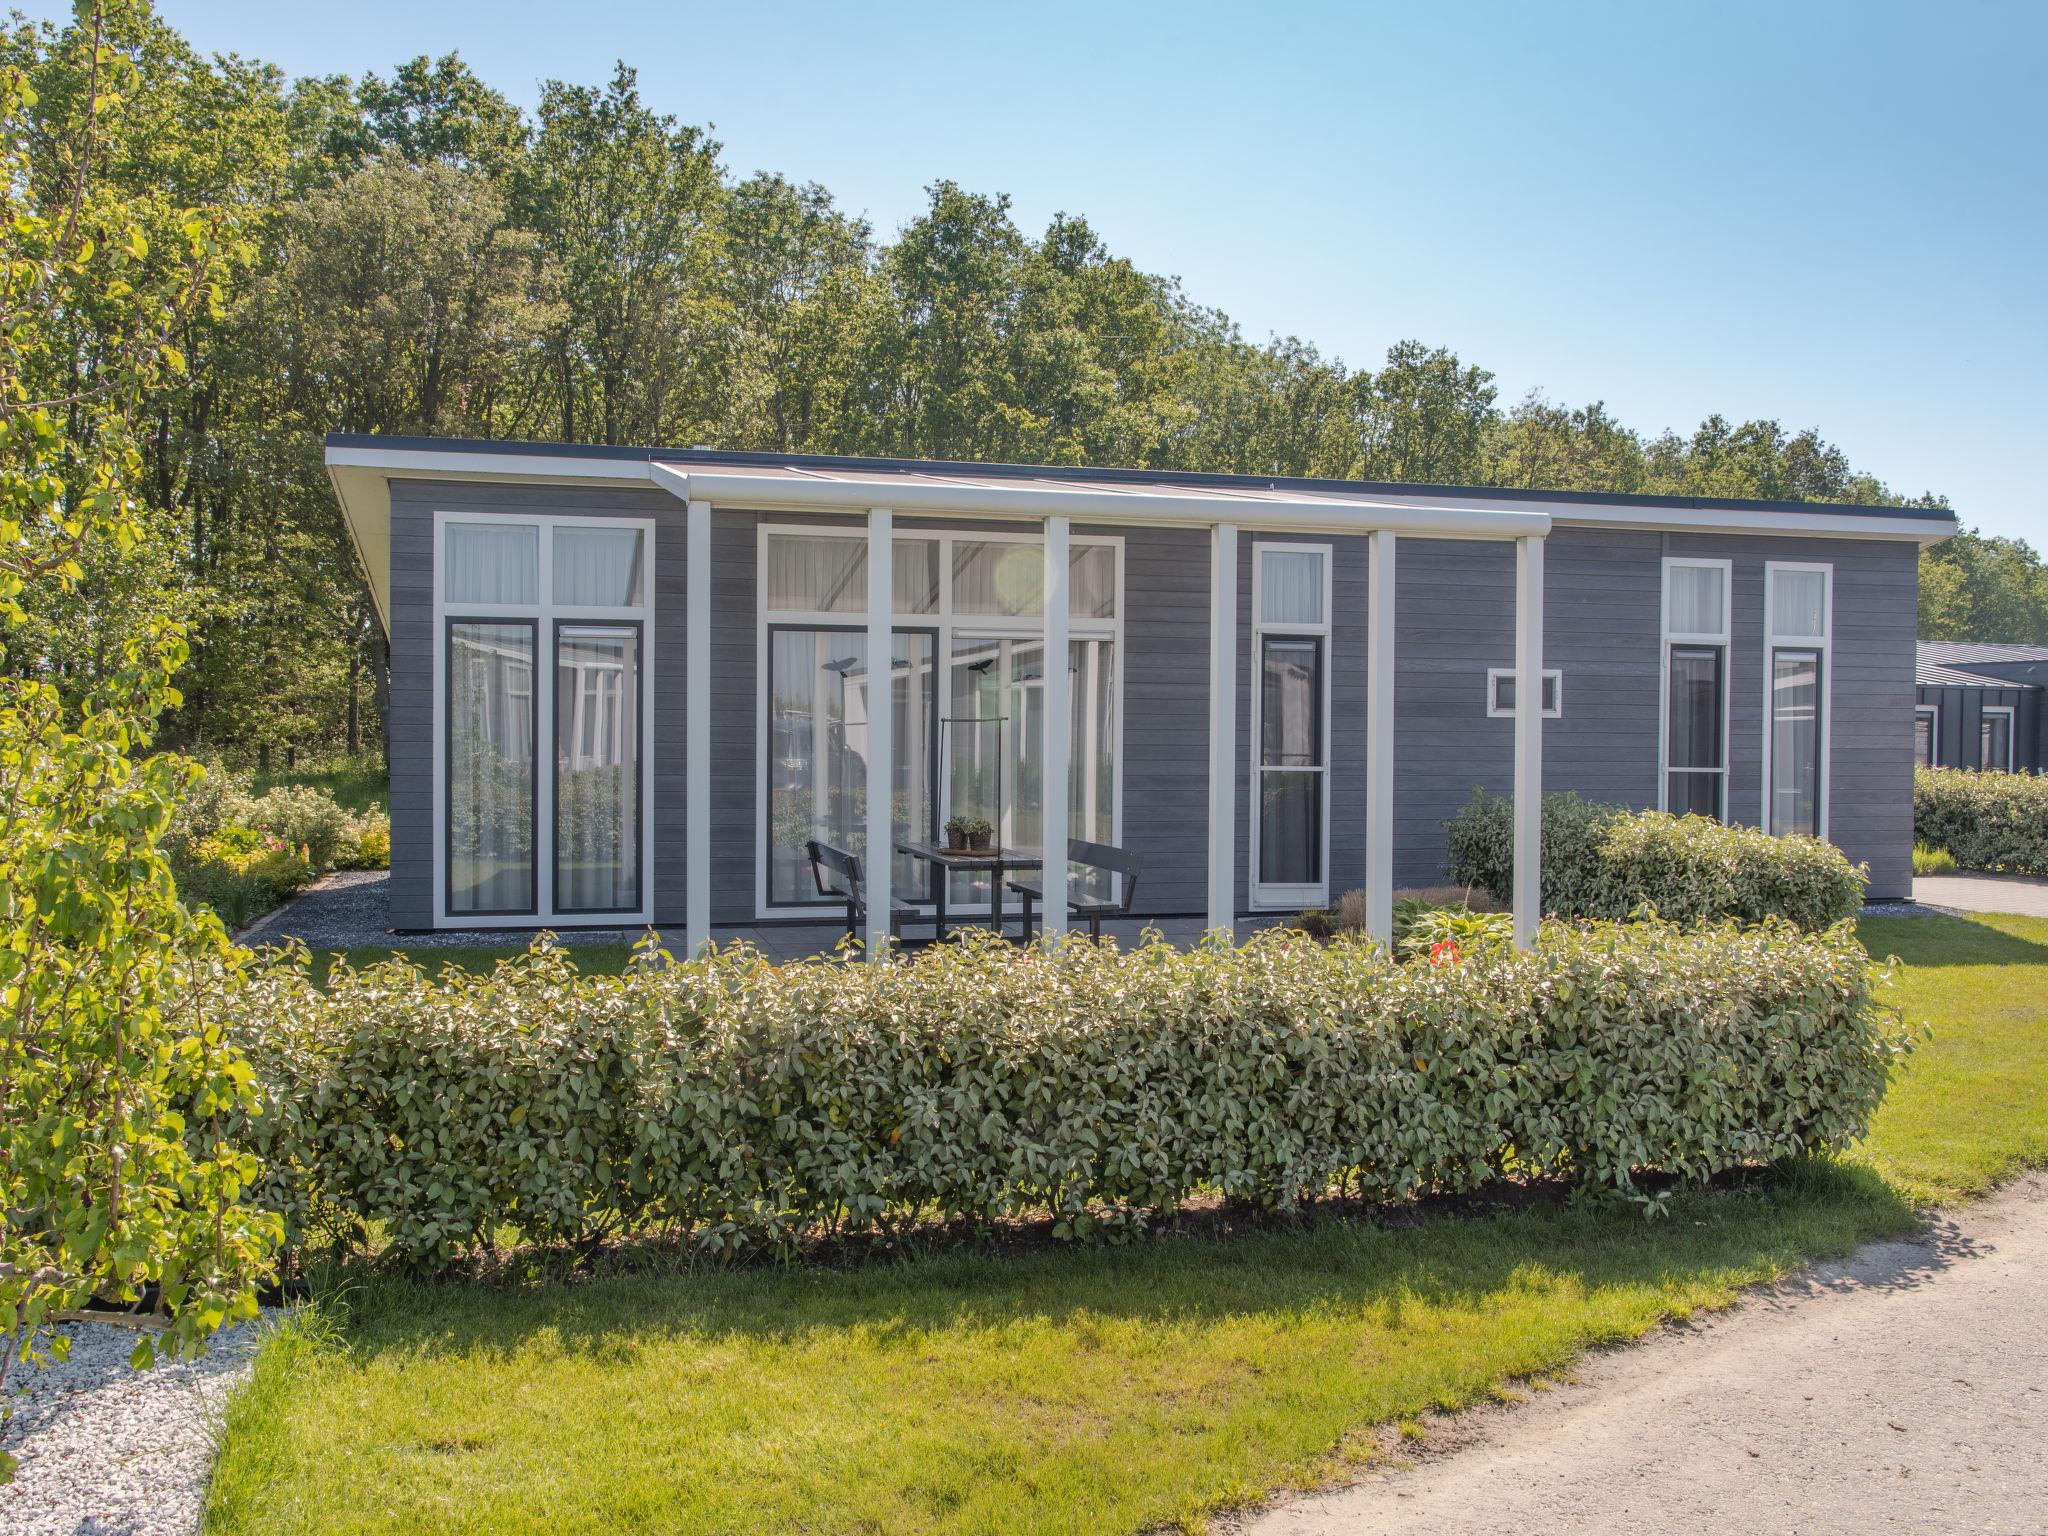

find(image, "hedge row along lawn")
[204,913,2048,1536]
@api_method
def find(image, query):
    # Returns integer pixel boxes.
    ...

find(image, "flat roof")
[326,431,1959,524]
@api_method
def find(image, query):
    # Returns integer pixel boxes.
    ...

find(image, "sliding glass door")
[555,623,642,913]
[448,621,537,915]
[766,627,938,906]
[761,527,1122,916]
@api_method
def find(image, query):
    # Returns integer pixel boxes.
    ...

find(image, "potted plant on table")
[945,814,995,852]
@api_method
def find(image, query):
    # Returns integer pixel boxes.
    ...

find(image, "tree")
[518,64,728,446]
[1356,340,1497,484]
[1919,529,2048,642]
[0,3,276,1461]
[1483,391,1645,494]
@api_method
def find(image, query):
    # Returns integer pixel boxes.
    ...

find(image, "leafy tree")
[518,64,728,445]
[1357,340,1497,484]
[0,3,276,1461]
[1484,391,1646,495]
[1918,529,2048,642]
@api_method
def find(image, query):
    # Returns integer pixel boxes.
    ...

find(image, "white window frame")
[1486,667,1562,718]
[753,522,1124,919]
[1249,541,1334,911]
[1980,705,2016,771]
[1915,704,1940,768]
[1659,556,1733,820]
[432,509,656,928]
[1761,562,1833,839]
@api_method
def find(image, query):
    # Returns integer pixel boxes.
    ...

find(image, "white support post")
[1513,534,1546,949]
[1042,516,1071,937]
[1365,529,1397,945]
[684,499,712,955]
[1207,523,1239,937]
[865,508,894,963]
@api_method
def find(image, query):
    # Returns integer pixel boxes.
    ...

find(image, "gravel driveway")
[0,1320,263,1536]
[1243,1172,2048,1536]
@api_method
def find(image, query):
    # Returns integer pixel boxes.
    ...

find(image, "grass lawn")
[204,913,2048,1536]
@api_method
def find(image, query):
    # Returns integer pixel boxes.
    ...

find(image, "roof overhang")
[325,440,1958,637]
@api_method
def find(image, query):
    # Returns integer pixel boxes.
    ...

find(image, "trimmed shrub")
[1913,766,2048,875]
[232,919,1908,1268]
[1443,789,1866,929]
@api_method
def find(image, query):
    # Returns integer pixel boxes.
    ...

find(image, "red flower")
[1429,939,1461,967]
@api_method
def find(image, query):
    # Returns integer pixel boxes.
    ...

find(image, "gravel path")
[0,1320,263,1536]
[1243,1171,2048,1536]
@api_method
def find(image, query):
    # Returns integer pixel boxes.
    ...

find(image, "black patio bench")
[806,839,922,949]
[1006,838,1142,941]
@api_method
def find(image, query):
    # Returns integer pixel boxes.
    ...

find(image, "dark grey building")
[325,435,1958,940]
[1915,643,2047,773]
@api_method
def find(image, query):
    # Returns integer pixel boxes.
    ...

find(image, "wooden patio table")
[894,840,1042,942]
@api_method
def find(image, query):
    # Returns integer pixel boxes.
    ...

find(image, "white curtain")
[1259,549,1324,626]
[1772,570,1827,639]
[446,524,537,605]
[1069,544,1117,619]
[1669,564,1725,637]
[893,540,939,612]
[448,622,535,913]
[766,534,865,612]
[952,541,1043,616]
[554,526,644,607]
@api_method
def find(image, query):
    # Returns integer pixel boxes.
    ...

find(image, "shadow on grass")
[1858,912,2048,970]
[324,1160,1922,1367]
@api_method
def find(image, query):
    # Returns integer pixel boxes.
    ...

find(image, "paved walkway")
[1913,871,2048,917]
[1243,1172,2048,1536]
[242,870,1270,959]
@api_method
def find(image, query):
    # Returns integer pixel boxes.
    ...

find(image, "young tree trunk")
[258,742,270,775]
[346,641,362,756]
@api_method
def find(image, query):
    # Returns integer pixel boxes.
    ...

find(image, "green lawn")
[205,913,2048,1536]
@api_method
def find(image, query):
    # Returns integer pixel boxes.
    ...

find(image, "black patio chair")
[1006,838,1142,940]
[806,839,921,949]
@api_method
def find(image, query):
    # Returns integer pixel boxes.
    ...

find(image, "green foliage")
[1443,788,1867,930]
[1912,766,2048,875]
[1396,905,1513,962]
[1912,842,1957,876]
[1918,528,2048,643]
[0,1,277,1425]
[230,919,1907,1269]
[163,759,385,924]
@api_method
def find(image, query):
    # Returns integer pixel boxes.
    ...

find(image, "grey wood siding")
[1110,523,1211,911]
[383,478,1921,927]
[385,477,686,930]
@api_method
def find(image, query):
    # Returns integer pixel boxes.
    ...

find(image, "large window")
[437,514,651,924]
[1915,706,1939,768]
[760,528,1121,914]
[448,621,536,914]
[1981,706,2015,770]
[1252,544,1330,907]
[1661,559,1730,819]
[1765,564,1831,837]
[555,624,641,913]
[766,627,938,906]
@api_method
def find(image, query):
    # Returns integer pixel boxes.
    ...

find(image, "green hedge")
[233,920,1906,1267]
[1443,790,1867,929]
[1913,766,2048,875]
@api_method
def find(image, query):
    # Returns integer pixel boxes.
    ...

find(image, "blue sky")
[142,0,2045,538]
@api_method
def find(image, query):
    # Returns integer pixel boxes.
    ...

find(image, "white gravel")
[0,1319,264,1536]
